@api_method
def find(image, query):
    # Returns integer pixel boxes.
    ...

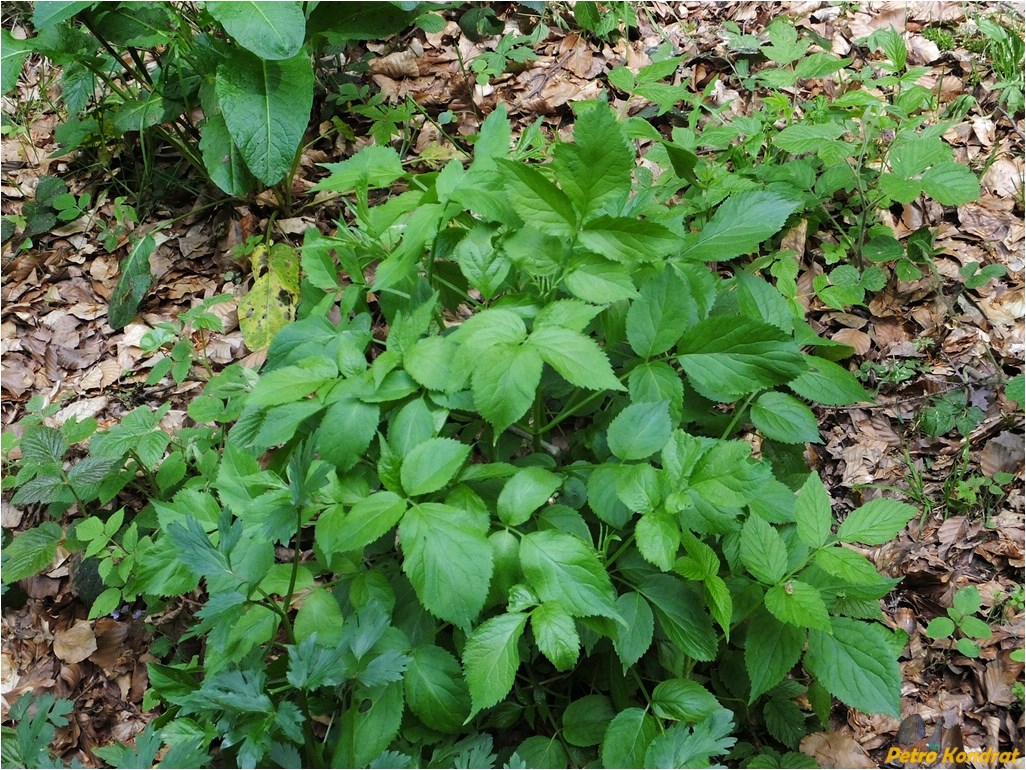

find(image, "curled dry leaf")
[369,50,420,79]
[801,731,876,768]
[53,621,97,664]
[832,327,872,355]
[979,432,1026,478]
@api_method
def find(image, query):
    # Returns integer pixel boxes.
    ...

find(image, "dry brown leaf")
[801,731,876,768]
[907,35,940,65]
[979,432,1026,478]
[832,328,872,355]
[370,50,420,79]
[88,619,130,675]
[981,156,1023,198]
[53,622,97,665]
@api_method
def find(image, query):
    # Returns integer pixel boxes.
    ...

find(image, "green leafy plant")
[466,20,547,86]
[960,260,1007,290]
[6,103,920,767]
[573,1,638,42]
[140,294,233,385]
[976,16,1025,115]
[10,1,440,199]
[920,389,985,437]
[0,693,75,769]
[857,356,928,388]
[631,19,980,309]
[924,586,994,657]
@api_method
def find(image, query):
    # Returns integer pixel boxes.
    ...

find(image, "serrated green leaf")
[563,694,615,747]
[612,591,654,671]
[335,681,404,768]
[294,586,344,645]
[836,498,917,544]
[247,357,337,407]
[19,426,67,465]
[704,575,733,640]
[400,438,470,496]
[636,509,680,572]
[470,103,511,171]
[626,268,697,358]
[498,467,562,527]
[463,612,529,717]
[1,30,32,95]
[534,299,603,333]
[587,464,631,528]
[470,344,542,434]
[740,514,788,584]
[88,586,122,620]
[1,522,63,583]
[109,232,156,329]
[771,122,846,154]
[513,736,569,769]
[652,679,720,723]
[316,398,379,472]
[788,356,871,406]
[689,440,765,509]
[679,191,801,262]
[207,1,305,60]
[765,581,831,631]
[751,392,821,444]
[455,223,509,299]
[563,255,638,304]
[637,573,717,661]
[805,617,900,717]
[399,503,492,627]
[316,491,406,557]
[216,49,313,185]
[313,145,405,194]
[404,645,472,733]
[527,326,623,392]
[764,696,807,748]
[552,105,633,217]
[628,361,684,421]
[746,609,806,702]
[498,159,576,234]
[643,709,736,767]
[607,401,672,461]
[531,602,580,671]
[813,547,896,599]
[921,162,979,206]
[601,708,659,769]
[519,530,621,621]
[795,473,832,548]
[677,317,805,402]
[405,335,457,392]
[578,216,679,264]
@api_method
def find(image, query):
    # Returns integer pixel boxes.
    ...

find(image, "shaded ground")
[1,1,1023,766]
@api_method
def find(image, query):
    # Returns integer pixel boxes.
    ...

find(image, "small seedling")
[960,261,1007,290]
[925,586,994,657]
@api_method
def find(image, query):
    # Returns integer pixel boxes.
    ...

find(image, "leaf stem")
[604,533,635,568]
[719,392,757,441]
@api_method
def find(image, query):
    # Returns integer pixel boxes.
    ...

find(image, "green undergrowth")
[5,101,922,769]
[3,5,1021,769]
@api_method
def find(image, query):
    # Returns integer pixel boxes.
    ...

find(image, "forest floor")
[1,1,1024,767]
